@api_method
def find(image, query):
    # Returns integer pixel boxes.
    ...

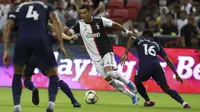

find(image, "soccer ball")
[84,90,98,104]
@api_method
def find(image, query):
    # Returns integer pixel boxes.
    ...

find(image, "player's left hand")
[175,75,184,83]
[3,50,10,68]
[120,54,128,66]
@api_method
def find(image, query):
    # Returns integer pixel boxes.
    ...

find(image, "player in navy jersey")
[22,23,81,107]
[120,30,191,108]
[65,4,139,105]
[3,0,66,112]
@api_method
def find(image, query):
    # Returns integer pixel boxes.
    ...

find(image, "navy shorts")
[14,37,57,71]
[134,62,168,86]
[23,55,47,77]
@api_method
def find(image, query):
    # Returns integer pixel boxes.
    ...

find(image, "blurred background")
[0,0,200,48]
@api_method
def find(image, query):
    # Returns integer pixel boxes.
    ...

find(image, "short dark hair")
[142,30,154,38]
[79,4,90,11]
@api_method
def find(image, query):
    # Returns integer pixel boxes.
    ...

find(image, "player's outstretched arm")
[164,56,184,83]
[111,22,133,37]
[120,36,136,66]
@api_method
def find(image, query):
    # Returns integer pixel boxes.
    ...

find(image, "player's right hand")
[58,45,67,58]
[120,54,128,66]
[175,75,184,84]
[3,50,10,68]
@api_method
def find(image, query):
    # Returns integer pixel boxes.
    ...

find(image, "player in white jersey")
[65,4,139,104]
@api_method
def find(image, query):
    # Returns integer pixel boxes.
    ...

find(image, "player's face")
[79,9,91,23]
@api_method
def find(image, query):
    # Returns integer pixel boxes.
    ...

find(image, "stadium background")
[0,0,199,93]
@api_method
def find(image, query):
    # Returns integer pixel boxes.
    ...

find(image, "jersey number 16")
[26,6,39,21]
[143,44,156,56]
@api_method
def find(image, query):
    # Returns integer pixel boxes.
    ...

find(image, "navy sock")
[24,80,35,91]
[167,89,184,104]
[136,84,150,101]
[12,74,22,105]
[48,75,59,102]
[58,80,76,103]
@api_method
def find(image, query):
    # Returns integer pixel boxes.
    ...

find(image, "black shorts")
[14,38,57,70]
[134,62,168,86]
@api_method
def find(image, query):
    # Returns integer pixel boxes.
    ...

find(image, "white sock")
[182,102,187,106]
[14,105,21,112]
[107,70,130,84]
[108,79,135,98]
[47,101,55,110]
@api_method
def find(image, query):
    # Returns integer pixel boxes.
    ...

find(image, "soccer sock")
[107,71,137,93]
[24,80,35,91]
[136,83,150,102]
[12,74,22,105]
[48,75,59,102]
[58,80,77,103]
[167,89,184,104]
[109,79,135,98]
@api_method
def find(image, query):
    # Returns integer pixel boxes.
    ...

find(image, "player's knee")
[106,70,118,79]
[14,65,25,75]
[104,76,113,82]
[23,76,31,81]
[46,67,57,77]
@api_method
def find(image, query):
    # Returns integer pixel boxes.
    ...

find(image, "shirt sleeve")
[101,17,113,27]
[47,3,55,13]
[70,22,80,34]
[158,45,167,58]
[7,10,17,22]
[133,37,140,46]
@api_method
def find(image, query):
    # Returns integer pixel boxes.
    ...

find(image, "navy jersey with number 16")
[133,37,167,67]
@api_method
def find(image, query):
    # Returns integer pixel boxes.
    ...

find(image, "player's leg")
[93,60,139,105]
[134,69,155,107]
[152,64,190,108]
[34,42,59,112]
[23,58,39,105]
[58,80,81,107]
[104,52,137,93]
[12,42,32,112]
[37,61,80,108]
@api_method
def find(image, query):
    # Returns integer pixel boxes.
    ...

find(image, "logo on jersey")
[85,32,100,38]
[96,24,100,29]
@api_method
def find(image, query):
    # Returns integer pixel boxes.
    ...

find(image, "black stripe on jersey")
[89,24,102,58]
[89,17,113,58]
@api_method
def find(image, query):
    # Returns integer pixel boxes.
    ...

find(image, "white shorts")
[93,52,117,78]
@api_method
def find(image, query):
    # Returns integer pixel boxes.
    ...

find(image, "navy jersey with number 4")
[134,37,167,67]
[8,1,54,39]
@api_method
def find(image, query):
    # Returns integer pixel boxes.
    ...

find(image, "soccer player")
[65,4,139,104]
[3,0,66,112]
[23,23,81,107]
[120,30,191,108]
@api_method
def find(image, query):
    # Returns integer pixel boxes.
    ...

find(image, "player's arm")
[101,17,133,36]
[64,22,80,36]
[48,23,76,40]
[124,36,137,55]
[49,10,67,57]
[49,12,62,45]
[159,47,183,83]
[3,19,15,52]
[120,36,137,65]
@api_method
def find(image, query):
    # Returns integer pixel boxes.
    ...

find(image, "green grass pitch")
[0,87,199,112]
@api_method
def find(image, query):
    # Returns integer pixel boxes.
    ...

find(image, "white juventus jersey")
[70,17,113,61]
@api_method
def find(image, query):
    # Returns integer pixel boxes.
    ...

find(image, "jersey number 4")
[26,6,39,20]
[143,44,156,56]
